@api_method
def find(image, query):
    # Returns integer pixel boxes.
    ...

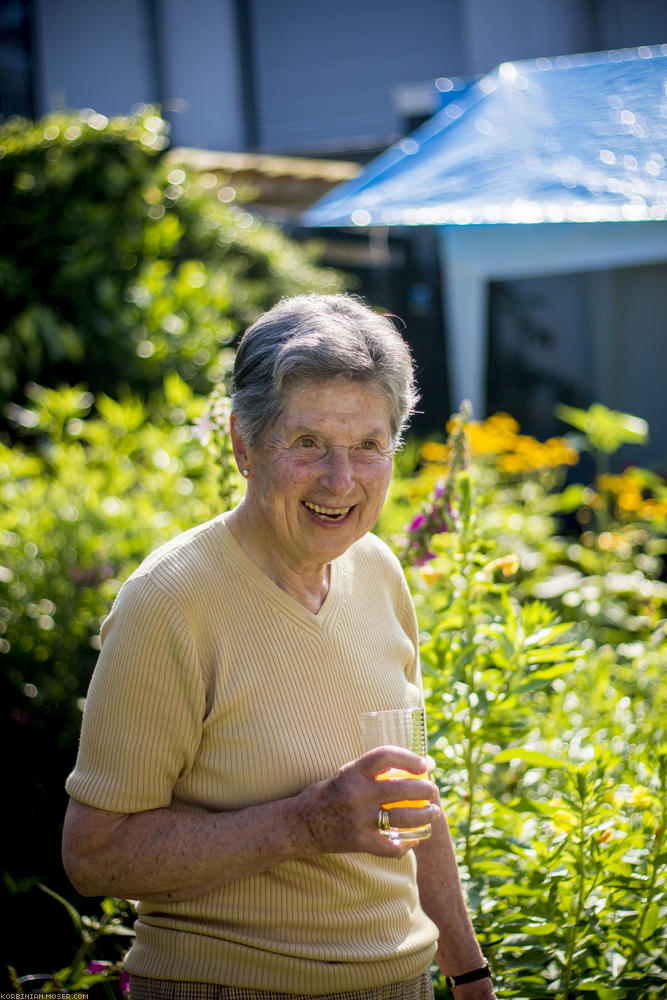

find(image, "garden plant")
[3,388,665,998]
[382,404,667,997]
[0,106,341,421]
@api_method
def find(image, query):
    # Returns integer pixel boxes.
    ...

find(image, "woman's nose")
[321,446,355,492]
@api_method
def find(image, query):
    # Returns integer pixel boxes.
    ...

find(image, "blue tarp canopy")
[303,45,667,228]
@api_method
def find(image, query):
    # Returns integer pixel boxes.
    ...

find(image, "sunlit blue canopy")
[303,45,667,228]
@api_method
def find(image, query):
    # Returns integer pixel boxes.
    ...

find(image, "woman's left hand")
[287,746,440,858]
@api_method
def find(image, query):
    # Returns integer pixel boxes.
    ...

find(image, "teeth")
[304,501,352,517]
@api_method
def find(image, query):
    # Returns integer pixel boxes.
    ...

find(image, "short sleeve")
[65,575,207,813]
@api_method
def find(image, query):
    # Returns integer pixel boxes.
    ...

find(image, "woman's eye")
[298,437,316,448]
[360,440,378,450]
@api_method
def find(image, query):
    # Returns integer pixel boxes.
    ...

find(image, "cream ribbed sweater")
[66,513,438,992]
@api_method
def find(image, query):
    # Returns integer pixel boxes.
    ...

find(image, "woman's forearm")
[63,747,439,903]
[62,794,315,902]
[414,807,496,998]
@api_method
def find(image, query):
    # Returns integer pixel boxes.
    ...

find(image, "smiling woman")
[228,378,395,610]
[62,294,496,1000]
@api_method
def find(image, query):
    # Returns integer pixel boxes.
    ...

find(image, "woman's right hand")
[291,746,440,857]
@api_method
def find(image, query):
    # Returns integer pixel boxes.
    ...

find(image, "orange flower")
[489,554,520,576]
[420,441,449,463]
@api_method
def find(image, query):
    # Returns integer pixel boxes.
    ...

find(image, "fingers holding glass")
[360,707,433,843]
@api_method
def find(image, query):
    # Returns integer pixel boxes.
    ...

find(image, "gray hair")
[231,294,419,447]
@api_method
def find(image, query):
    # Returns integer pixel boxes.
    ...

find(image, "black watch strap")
[445,963,491,989]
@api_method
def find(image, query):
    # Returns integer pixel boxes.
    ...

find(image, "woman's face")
[233,377,395,574]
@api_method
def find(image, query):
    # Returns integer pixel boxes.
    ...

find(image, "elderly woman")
[62,294,495,1000]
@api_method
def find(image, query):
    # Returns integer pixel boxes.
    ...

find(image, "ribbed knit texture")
[66,514,438,992]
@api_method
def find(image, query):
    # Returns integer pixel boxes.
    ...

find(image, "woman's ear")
[230,412,251,478]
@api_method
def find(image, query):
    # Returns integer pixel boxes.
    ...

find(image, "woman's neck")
[226,506,331,613]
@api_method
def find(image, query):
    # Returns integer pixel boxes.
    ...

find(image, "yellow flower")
[630,785,654,809]
[467,425,508,456]
[551,808,578,833]
[419,563,441,586]
[496,454,529,475]
[487,412,520,433]
[489,554,520,577]
[545,438,579,466]
[617,490,642,513]
[420,441,449,463]
[639,499,667,523]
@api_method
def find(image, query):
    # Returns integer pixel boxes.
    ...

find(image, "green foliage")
[1,376,237,745]
[9,888,134,996]
[555,403,649,456]
[0,378,240,931]
[0,107,343,415]
[1,104,343,982]
[4,384,666,997]
[384,405,667,998]
[555,402,650,484]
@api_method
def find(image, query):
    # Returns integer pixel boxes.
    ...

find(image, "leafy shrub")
[0,375,236,960]
[381,404,667,997]
[0,108,343,415]
[4,392,666,997]
[0,103,345,980]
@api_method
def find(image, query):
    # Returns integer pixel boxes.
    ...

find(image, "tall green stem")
[459,479,479,879]
[620,757,667,974]
[462,727,477,876]
[58,910,113,988]
[560,809,587,1000]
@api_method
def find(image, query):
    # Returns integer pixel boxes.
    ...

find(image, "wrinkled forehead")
[276,376,393,439]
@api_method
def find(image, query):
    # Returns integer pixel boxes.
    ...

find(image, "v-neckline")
[216,514,345,634]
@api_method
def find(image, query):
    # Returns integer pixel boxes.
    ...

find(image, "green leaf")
[38,883,84,936]
[163,371,191,406]
[524,623,576,647]
[517,918,561,934]
[523,646,578,665]
[493,748,575,770]
[555,402,649,454]
[641,902,660,939]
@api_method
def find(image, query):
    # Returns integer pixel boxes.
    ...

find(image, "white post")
[439,227,488,419]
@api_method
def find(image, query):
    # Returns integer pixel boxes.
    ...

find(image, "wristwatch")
[445,962,492,990]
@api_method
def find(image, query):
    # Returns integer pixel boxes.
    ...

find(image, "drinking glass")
[359,706,432,842]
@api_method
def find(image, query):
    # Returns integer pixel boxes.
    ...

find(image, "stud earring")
[241,468,249,477]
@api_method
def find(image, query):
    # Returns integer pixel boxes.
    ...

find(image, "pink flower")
[413,550,436,566]
[87,961,112,974]
[120,971,131,996]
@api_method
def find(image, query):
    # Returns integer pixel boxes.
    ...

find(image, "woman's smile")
[302,499,356,521]
[229,376,395,598]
